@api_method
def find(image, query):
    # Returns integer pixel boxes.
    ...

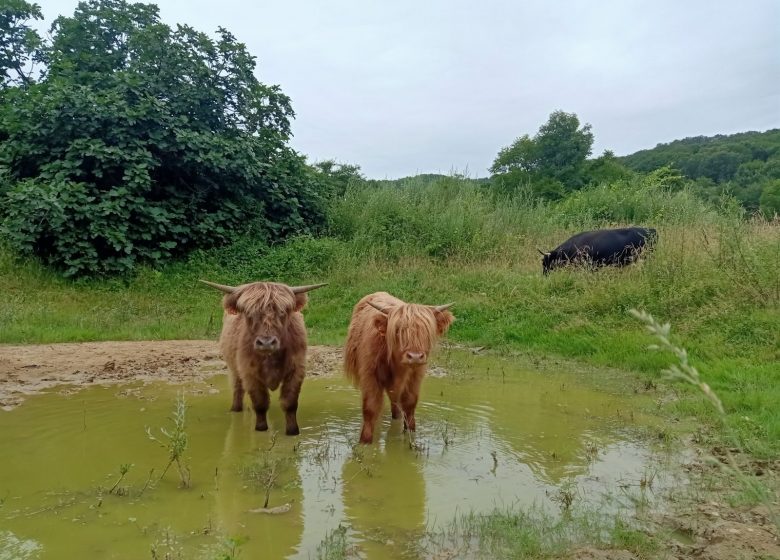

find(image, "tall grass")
[326,168,736,263]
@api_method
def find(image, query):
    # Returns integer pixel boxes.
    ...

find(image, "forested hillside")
[621,129,780,212]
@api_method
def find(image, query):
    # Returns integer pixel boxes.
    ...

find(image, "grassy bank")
[3,174,779,457]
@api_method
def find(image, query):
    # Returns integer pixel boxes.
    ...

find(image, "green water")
[0,352,674,559]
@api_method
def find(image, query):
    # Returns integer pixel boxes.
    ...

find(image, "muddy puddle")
[0,351,681,559]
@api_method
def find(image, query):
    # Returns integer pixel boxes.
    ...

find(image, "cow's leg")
[246,382,270,431]
[359,380,384,444]
[280,375,303,436]
[401,392,419,432]
[386,388,401,420]
[401,375,424,432]
[230,372,244,412]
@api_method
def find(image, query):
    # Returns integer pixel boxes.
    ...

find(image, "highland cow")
[201,279,326,435]
[344,292,455,444]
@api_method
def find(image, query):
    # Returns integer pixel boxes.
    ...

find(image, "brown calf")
[344,292,454,443]
[201,280,326,435]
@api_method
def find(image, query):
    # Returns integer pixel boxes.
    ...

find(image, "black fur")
[541,227,657,274]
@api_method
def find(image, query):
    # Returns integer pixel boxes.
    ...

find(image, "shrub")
[0,0,327,276]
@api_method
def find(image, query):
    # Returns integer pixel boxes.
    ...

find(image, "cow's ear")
[293,293,308,312]
[373,314,388,336]
[223,291,242,315]
[434,310,455,336]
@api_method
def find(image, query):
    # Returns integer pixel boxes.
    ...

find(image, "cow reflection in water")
[213,412,303,559]
[341,426,427,555]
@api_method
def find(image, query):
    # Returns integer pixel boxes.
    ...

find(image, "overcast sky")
[36,0,780,178]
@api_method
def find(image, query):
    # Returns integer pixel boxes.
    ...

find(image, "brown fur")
[344,292,455,443]
[218,282,309,435]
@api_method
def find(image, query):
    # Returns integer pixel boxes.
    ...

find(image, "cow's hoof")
[286,426,300,436]
[230,406,243,412]
[255,424,269,432]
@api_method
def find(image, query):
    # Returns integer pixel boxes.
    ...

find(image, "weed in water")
[138,468,156,496]
[241,431,295,509]
[146,393,191,489]
[260,432,281,509]
[550,481,578,513]
[212,536,247,560]
[438,419,455,448]
[108,462,132,496]
[314,525,353,560]
[583,441,599,462]
[639,467,657,490]
[149,528,183,560]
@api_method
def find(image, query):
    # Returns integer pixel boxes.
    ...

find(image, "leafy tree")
[759,180,780,217]
[489,134,537,175]
[0,0,44,87]
[311,160,364,197]
[697,149,742,182]
[534,111,593,187]
[585,150,632,185]
[490,111,593,199]
[0,0,327,276]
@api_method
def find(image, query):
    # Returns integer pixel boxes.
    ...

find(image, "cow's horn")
[537,248,548,256]
[199,280,237,293]
[434,302,455,312]
[290,283,328,294]
[367,301,389,315]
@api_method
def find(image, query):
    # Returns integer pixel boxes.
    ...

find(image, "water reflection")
[213,411,304,559]
[342,421,427,558]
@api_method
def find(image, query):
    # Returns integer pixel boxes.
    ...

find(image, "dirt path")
[0,340,342,410]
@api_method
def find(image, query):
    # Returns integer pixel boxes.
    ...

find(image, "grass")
[2,174,779,458]
[415,505,659,559]
[315,525,351,560]
[632,308,778,526]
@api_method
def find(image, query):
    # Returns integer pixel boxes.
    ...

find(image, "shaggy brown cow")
[201,279,326,435]
[344,292,455,443]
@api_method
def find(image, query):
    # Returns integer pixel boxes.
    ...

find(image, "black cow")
[539,227,657,275]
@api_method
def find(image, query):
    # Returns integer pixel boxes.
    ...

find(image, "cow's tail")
[343,339,360,386]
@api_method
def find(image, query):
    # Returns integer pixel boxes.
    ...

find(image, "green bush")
[0,0,327,276]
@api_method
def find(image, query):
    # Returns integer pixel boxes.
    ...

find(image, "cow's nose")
[255,336,279,349]
[405,351,426,363]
